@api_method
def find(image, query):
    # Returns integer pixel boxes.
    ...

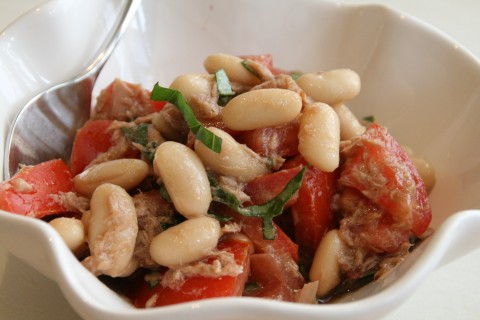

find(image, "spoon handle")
[80,0,142,82]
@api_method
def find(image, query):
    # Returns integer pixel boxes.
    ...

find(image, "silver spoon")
[3,0,141,179]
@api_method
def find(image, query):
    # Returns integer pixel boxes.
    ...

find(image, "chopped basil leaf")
[215,69,235,106]
[121,123,157,162]
[217,95,232,106]
[148,278,159,289]
[122,123,149,146]
[211,167,306,240]
[158,183,171,202]
[290,71,303,80]
[160,213,186,231]
[215,69,235,96]
[207,212,233,222]
[243,281,261,295]
[150,83,222,153]
[241,60,260,78]
[363,115,375,123]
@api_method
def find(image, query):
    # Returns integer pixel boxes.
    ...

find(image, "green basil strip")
[241,60,260,78]
[215,69,235,96]
[362,115,375,123]
[290,71,303,80]
[211,166,307,240]
[121,123,149,146]
[121,123,157,162]
[150,83,222,153]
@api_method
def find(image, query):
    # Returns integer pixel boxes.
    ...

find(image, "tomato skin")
[243,166,302,208]
[0,159,74,218]
[93,79,157,120]
[246,252,305,301]
[282,156,338,256]
[243,216,299,263]
[131,236,253,307]
[211,204,300,263]
[70,119,115,175]
[150,100,167,112]
[339,123,432,236]
[236,122,299,158]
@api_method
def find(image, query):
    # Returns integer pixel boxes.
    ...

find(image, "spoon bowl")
[3,0,141,179]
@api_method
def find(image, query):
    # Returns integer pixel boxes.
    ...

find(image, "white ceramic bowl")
[1,0,480,319]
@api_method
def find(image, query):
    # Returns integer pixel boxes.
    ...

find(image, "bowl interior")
[1,0,480,319]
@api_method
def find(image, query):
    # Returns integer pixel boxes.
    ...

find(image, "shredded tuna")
[52,191,90,213]
[132,191,177,268]
[92,79,153,121]
[217,175,251,204]
[159,250,242,290]
[86,123,135,169]
[252,74,311,106]
[221,222,242,234]
[152,104,189,143]
[336,188,412,279]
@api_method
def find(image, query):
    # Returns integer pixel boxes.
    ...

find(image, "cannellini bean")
[170,74,213,99]
[412,156,436,194]
[73,159,149,196]
[309,229,345,296]
[169,73,220,119]
[49,217,86,255]
[298,103,340,172]
[204,53,261,86]
[83,183,138,277]
[194,127,270,181]
[296,69,361,105]
[332,103,366,140]
[153,141,211,219]
[403,146,436,194]
[222,88,302,130]
[149,216,221,267]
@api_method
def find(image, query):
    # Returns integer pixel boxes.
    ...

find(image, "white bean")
[83,183,138,277]
[332,103,366,140]
[296,69,361,105]
[153,141,211,219]
[194,127,270,182]
[412,156,436,194]
[73,159,149,196]
[222,88,302,130]
[170,73,213,98]
[49,217,85,255]
[149,216,221,267]
[309,229,345,296]
[204,53,260,86]
[403,146,436,194]
[298,103,340,172]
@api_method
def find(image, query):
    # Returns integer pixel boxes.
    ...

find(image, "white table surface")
[1,0,479,319]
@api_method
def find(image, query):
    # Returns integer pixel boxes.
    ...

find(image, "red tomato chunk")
[131,235,253,307]
[0,159,73,218]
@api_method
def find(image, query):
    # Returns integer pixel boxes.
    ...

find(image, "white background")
[0,0,479,319]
